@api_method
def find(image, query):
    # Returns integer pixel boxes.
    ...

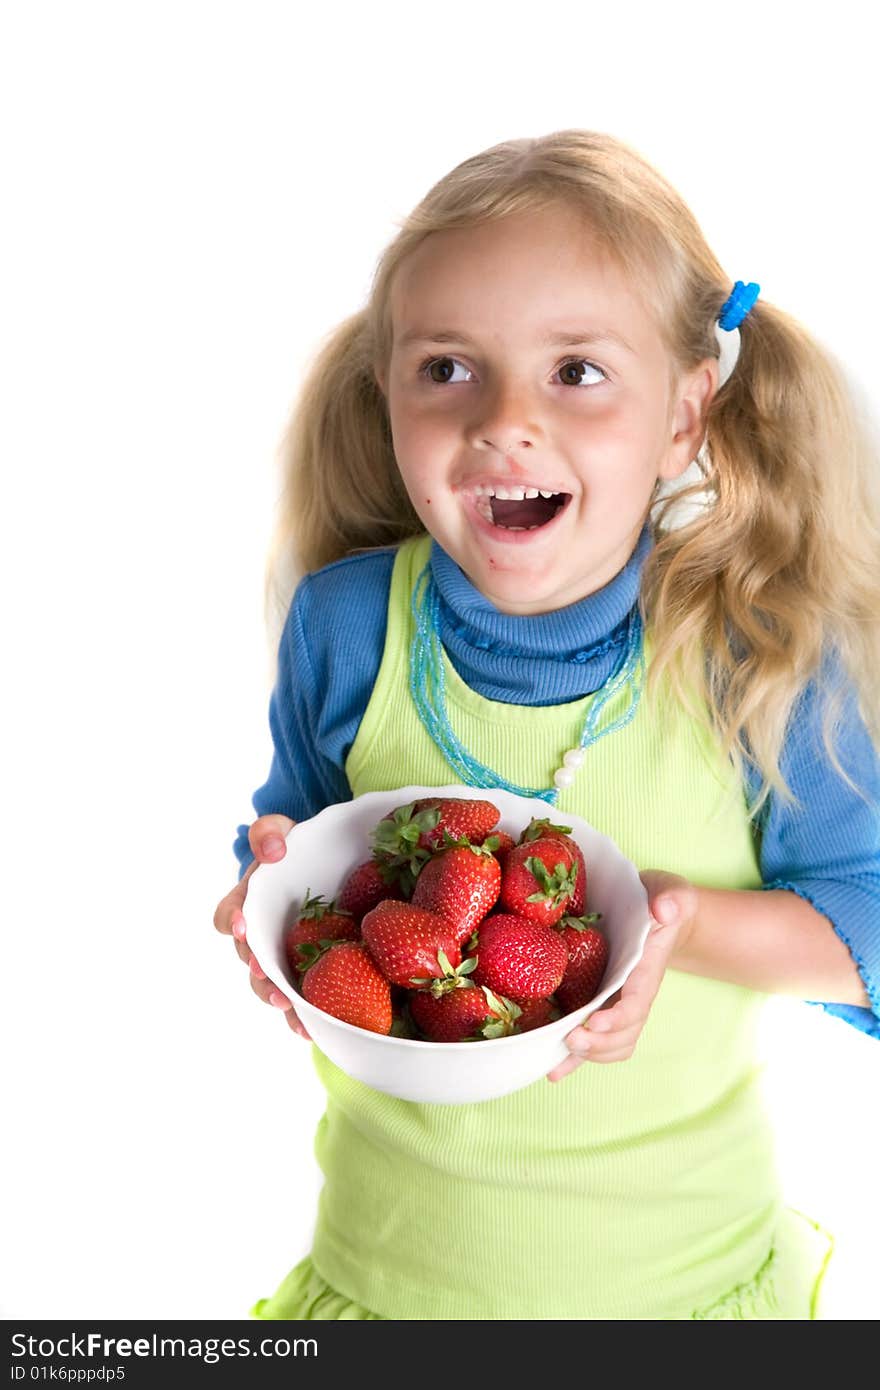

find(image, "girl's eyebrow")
[397,326,635,354]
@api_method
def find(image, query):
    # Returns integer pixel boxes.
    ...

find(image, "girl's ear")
[657,358,719,481]
[374,365,387,397]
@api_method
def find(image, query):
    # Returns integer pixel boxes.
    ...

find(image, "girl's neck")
[430,521,651,646]
[427,521,653,707]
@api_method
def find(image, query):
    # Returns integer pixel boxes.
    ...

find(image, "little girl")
[215,130,880,1320]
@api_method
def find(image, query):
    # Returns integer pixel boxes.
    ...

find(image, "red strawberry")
[361,899,472,991]
[509,995,559,1033]
[372,797,501,865]
[487,830,516,866]
[519,818,586,914]
[498,836,579,927]
[555,913,608,1014]
[300,941,392,1034]
[412,796,502,849]
[469,912,568,999]
[335,858,408,923]
[408,983,521,1042]
[411,839,501,943]
[284,891,359,974]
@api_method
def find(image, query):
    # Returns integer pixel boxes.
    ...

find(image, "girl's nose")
[467,380,542,454]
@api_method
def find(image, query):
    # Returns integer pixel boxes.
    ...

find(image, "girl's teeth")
[469,483,568,528]
[472,484,559,500]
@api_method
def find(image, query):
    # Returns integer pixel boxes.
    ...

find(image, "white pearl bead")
[563,748,585,768]
[553,767,576,789]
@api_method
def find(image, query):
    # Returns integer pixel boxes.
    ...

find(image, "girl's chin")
[464,556,579,614]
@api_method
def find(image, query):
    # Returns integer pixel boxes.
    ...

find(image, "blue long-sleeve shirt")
[234,527,880,1039]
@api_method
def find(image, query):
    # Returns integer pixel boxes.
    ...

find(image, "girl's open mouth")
[469,485,571,531]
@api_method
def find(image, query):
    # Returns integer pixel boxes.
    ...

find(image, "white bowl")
[244,784,651,1105]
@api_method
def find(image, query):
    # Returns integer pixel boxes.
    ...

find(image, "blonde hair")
[262,129,880,816]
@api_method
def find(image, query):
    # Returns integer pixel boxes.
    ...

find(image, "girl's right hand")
[213,814,312,1040]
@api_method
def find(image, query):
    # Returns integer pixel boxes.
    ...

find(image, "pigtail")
[262,308,423,646]
[643,297,880,814]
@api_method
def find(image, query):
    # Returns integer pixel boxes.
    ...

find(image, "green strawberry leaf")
[520,817,573,843]
[524,856,578,904]
[560,912,603,931]
[482,1020,509,1039]
[296,939,336,972]
[370,804,440,867]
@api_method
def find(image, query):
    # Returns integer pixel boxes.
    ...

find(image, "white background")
[2,0,878,1321]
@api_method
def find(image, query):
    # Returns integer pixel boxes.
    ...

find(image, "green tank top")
[308,535,783,1319]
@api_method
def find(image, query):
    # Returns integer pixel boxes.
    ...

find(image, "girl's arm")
[742,655,880,1029]
[670,885,872,1007]
[672,658,878,1013]
[232,552,394,878]
[550,871,872,1081]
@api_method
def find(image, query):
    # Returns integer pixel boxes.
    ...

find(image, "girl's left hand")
[546,870,698,1081]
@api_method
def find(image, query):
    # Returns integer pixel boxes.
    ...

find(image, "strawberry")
[413,796,502,848]
[409,983,521,1042]
[360,899,473,990]
[410,838,501,943]
[371,797,502,866]
[284,890,359,974]
[519,817,586,914]
[300,941,392,1034]
[335,858,408,923]
[487,830,516,866]
[555,913,608,1014]
[468,912,568,999]
[498,835,579,927]
[509,995,559,1033]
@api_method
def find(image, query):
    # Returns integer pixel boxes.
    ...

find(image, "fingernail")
[232,916,247,941]
[655,896,679,925]
[269,990,291,1010]
[249,957,266,980]
[262,836,285,860]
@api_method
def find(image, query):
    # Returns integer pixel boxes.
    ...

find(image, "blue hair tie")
[718,280,760,331]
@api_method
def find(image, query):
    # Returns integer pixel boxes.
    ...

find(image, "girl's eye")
[418,355,472,385]
[556,356,606,387]
[417,355,606,387]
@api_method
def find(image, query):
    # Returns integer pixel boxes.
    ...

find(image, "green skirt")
[251,1206,833,1321]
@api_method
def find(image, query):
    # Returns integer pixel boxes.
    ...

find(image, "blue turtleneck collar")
[429,522,653,706]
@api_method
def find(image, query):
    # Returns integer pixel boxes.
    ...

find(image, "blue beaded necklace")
[408,560,646,806]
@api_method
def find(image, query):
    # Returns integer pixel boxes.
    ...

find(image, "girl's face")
[377,206,717,615]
